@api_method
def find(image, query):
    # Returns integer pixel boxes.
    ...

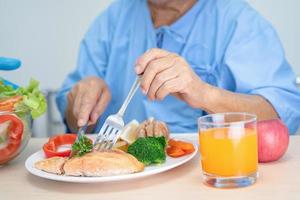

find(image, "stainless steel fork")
[93,76,142,151]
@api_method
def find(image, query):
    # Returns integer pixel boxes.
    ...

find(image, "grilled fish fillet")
[34,150,144,177]
[35,157,67,175]
[64,150,144,176]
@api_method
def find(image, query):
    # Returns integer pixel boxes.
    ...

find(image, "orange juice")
[199,127,258,177]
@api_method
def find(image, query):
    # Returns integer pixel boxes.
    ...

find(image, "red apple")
[257,119,289,163]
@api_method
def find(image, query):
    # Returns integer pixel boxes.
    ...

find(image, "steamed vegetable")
[0,79,47,119]
[166,146,185,158]
[127,136,166,166]
[257,119,289,163]
[167,139,195,158]
[168,139,195,154]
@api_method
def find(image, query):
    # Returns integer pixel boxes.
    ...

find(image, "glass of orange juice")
[198,112,258,188]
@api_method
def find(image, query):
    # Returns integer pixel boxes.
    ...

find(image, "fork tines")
[93,119,122,151]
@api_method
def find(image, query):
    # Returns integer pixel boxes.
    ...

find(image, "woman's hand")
[135,48,208,108]
[136,48,279,123]
[66,77,111,131]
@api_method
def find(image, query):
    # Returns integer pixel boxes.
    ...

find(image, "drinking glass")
[198,112,258,188]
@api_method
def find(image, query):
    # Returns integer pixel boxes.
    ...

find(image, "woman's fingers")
[90,88,111,124]
[72,91,83,119]
[136,49,200,103]
[135,48,170,74]
[135,49,205,109]
[66,77,112,131]
[77,90,99,127]
[155,77,184,100]
[141,55,176,94]
[147,66,180,100]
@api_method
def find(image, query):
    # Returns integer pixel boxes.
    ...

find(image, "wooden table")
[1,134,300,200]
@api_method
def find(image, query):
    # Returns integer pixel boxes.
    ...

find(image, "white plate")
[25,139,198,183]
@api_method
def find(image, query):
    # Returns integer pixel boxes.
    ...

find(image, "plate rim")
[25,138,198,183]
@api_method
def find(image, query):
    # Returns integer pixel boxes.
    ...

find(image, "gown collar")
[144,0,206,44]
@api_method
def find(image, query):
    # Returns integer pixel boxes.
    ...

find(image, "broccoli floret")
[156,136,167,149]
[127,136,166,166]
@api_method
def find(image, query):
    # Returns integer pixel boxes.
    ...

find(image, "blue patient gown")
[56,0,300,134]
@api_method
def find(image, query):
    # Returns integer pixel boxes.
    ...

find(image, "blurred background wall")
[0,0,299,136]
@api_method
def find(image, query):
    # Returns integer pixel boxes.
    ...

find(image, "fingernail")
[141,88,147,94]
[135,65,142,74]
[92,113,99,121]
[148,96,153,101]
[78,119,85,126]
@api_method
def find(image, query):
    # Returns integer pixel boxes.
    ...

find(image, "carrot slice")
[168,139,195,154]
[167,146,186,158]
[0,103,14,112]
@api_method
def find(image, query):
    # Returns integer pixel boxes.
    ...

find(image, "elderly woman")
[56,0,300,134]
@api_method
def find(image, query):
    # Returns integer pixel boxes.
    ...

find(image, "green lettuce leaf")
[0,81,18,98]
[0,79,47,119]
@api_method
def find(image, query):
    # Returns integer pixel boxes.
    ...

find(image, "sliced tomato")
[0,114,24,163]
[43,134,77,158]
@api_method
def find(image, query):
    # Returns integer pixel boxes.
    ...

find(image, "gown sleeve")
[223,4,300,134]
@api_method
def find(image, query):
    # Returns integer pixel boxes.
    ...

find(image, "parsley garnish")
[71,135,93,157]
